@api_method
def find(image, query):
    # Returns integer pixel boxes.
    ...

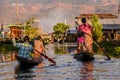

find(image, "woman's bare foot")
[50,62,56,66]
[36,62,44,68]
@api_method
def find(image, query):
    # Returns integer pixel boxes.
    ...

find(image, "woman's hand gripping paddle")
[34,49,56,66]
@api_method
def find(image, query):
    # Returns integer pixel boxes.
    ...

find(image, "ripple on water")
[93,56,120,80]
[0,53,120,80]
[0,61,18,80]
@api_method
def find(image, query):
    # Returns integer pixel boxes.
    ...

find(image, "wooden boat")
[15,55,39,70]
[73,52,95,62]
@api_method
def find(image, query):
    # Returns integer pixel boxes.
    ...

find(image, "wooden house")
[66,28,78,42]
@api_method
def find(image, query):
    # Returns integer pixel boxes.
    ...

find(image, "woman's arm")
[11,33,21,47]
[12,37,17,47]
[11,33,17,47]
[41,42,46,55]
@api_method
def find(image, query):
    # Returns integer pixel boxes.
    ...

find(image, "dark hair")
[23,36,29,41]
[81,18,86,26]
[36,35,42,40]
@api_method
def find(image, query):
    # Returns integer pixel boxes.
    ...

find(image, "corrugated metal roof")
[103,24,120,29]
[66,28,77,34]
[100,19,120,24]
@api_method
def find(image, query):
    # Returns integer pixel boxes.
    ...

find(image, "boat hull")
[16,56,39,70]
[74,52,95,62]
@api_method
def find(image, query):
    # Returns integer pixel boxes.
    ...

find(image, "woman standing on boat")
[78,18,93,54]
[34,35,46,68]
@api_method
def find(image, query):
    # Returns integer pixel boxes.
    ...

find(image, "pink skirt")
[77,37,84,43]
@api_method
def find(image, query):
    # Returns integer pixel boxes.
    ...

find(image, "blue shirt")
[12,38,33,60]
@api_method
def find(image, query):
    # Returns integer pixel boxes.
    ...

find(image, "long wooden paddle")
[34,49,56,65]
[11,34,56,64]
[92,41,111,60]
[75,21,111,60]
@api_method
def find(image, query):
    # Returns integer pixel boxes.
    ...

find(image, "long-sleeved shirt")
[12,38,33,60]
[78,23,93,35]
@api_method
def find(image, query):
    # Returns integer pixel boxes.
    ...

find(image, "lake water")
[0,43,120,80]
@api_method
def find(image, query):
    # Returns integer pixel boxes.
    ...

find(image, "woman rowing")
[33,35,46,68]
[78,18,93,54]
[12,33,45,68]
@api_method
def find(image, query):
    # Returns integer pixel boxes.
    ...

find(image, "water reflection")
[46,43,77,55]
[15,66,36,80]
[80,61,94,80]
[1,43,120,80]
[54,43,70,54]
[0,51,16,62]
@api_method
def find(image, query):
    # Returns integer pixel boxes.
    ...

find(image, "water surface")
[0,43,120,80]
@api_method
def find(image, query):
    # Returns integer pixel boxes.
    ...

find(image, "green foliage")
[53,23,70,33]
[53,23,70,39]
[93,40,120,58]
[113,47,120,58]
[43,38,50,45]
[0,44,18,54]
[25,18,40,39]
[92,14,103,42]
[54,47,68,54]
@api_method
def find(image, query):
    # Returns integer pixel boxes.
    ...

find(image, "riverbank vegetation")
[93,40,120,58]
[0,40,120,58]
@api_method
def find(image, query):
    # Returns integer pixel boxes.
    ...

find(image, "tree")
[53,23,70,41]
[91,14,103,42]
[24,18,40,39]
[53,23,70,33]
